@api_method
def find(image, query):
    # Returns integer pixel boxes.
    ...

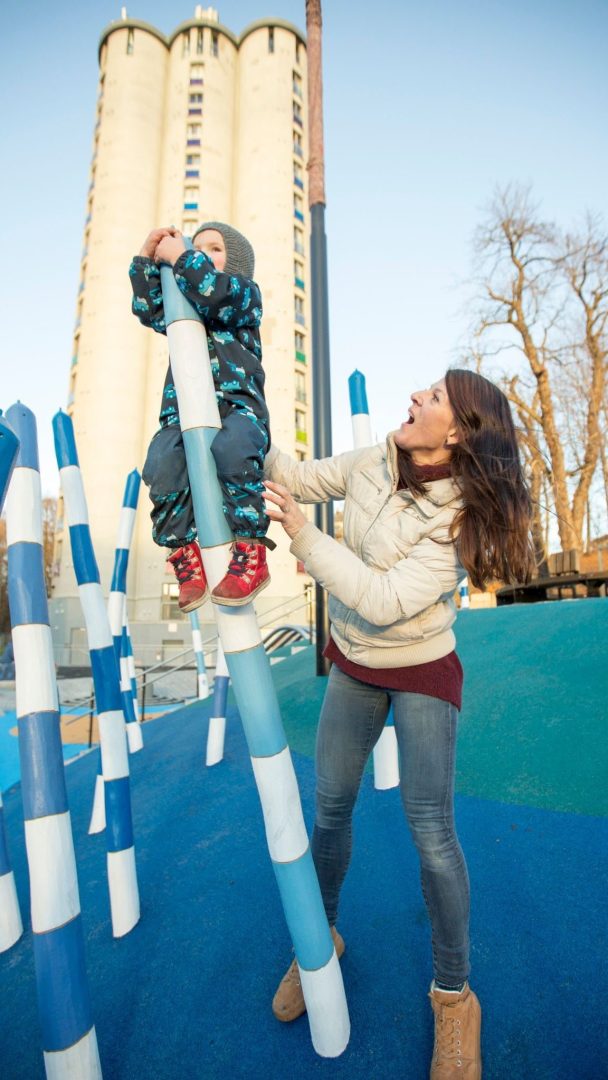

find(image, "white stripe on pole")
[12,625,59,716]
[4,467,43,544]
[25,813,80,932]
[43,1028,102,1080]
[251,750,309,862]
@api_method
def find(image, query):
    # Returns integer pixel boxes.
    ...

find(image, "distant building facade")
[50,6,313,665]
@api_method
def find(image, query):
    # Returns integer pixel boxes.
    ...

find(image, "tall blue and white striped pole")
[108,469,143,753]
[160,255,349,1056]
[5,404,102,1077]
[53,411,140,938]
[0,412,23,954]
[189,609,209,701]
[349,370,400,791]
[206,638,228,767]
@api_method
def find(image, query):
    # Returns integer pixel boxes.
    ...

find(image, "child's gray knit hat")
[192,221,255,279]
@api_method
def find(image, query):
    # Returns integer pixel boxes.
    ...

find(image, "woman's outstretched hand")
[264,481,307,540]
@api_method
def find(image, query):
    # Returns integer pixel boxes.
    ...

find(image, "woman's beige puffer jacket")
[265,435,465,668]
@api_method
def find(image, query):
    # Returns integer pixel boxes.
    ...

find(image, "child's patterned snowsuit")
[129,249,270,550]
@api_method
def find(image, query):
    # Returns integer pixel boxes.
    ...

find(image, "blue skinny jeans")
[311,665,471,986]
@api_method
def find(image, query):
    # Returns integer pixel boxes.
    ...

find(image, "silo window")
[268,27,275,53]
[197,28,204,54]
[126,29,134,55]
[211,30,218,57]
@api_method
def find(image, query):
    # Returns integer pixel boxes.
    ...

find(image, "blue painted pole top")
[348,370,369,416]
[6,403,39,471]
[52,410,79,468]
[123,470,141,509]
[160,238,199,326]
[0,414,20,511]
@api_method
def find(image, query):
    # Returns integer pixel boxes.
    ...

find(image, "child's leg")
[210,410,272,605]
[143,424,207,611]
[209,409,270,542]
[143,424,197,549]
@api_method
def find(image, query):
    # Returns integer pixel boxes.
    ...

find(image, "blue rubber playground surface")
[1,600,607,1078]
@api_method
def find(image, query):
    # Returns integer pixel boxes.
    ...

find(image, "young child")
[129,221,273,610]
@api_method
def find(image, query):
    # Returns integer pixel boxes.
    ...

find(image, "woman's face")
[393,378,458,464]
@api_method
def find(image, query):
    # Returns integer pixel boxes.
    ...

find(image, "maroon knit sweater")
[323,459,463,710]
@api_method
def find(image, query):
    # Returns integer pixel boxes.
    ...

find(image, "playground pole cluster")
[53,411,140,939]
[159,256,350,1057]
[108,468,143,753]
[5,404,102,1078]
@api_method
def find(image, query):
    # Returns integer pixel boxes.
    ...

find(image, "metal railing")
[58,585,314,733]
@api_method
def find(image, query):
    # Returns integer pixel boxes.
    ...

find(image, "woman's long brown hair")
[398,369,535,588]
[445,369,535,588]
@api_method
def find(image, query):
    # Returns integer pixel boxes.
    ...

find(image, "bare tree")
[471,187,608,554]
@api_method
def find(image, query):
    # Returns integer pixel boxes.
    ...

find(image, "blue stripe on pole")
[52,411,79,468]
[212,675,229,717]
[104,779,134,851]
[273,849,333,970]
[110,547,129,592]
[121,688,136,724]
[7,543,49,626]
[124,469,141,509]
[69,525,100,585]
[0,813,12,876]
[0,415,19,510]
[183,428,233,546]
[33,915,93,1051]
[19,713,68,820]
[226,646,286,757]
[90,647,122,713]
[348,370,369,416]
[6,403,39,470]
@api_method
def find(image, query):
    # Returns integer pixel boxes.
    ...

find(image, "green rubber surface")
[263,599,608,817]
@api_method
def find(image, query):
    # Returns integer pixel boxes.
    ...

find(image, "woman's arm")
[264,444,364,503]
[265,482,462,626]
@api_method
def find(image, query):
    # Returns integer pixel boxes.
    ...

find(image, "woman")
[264,369,533,1079]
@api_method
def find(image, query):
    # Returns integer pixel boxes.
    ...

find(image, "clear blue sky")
[2,0,607,495]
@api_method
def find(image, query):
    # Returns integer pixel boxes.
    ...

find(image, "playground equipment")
[158,254,349,1057]
[5,403,102,1077]
[206,638,229,766]
[348,370,400,791]
[189,608,209,700]
[108,469,143,753]
[0,412,23,954]
[53,411,140,938]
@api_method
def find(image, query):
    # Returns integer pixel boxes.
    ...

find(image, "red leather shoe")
[167,542,209,612]
[211,541,270,607]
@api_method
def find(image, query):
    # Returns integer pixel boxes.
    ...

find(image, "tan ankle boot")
[429,983,482,1078]
[272,926,345,1022]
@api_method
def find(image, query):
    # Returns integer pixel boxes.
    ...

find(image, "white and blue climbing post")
[5,403,102,1077]
[206,638,228,767]
[189,609,209,701]
[0,412,23,953]
[160,255,349,1057]
[108,469,143,753]
[53,410,140,938]
[459,579,470,608]
[349,370,400,791]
